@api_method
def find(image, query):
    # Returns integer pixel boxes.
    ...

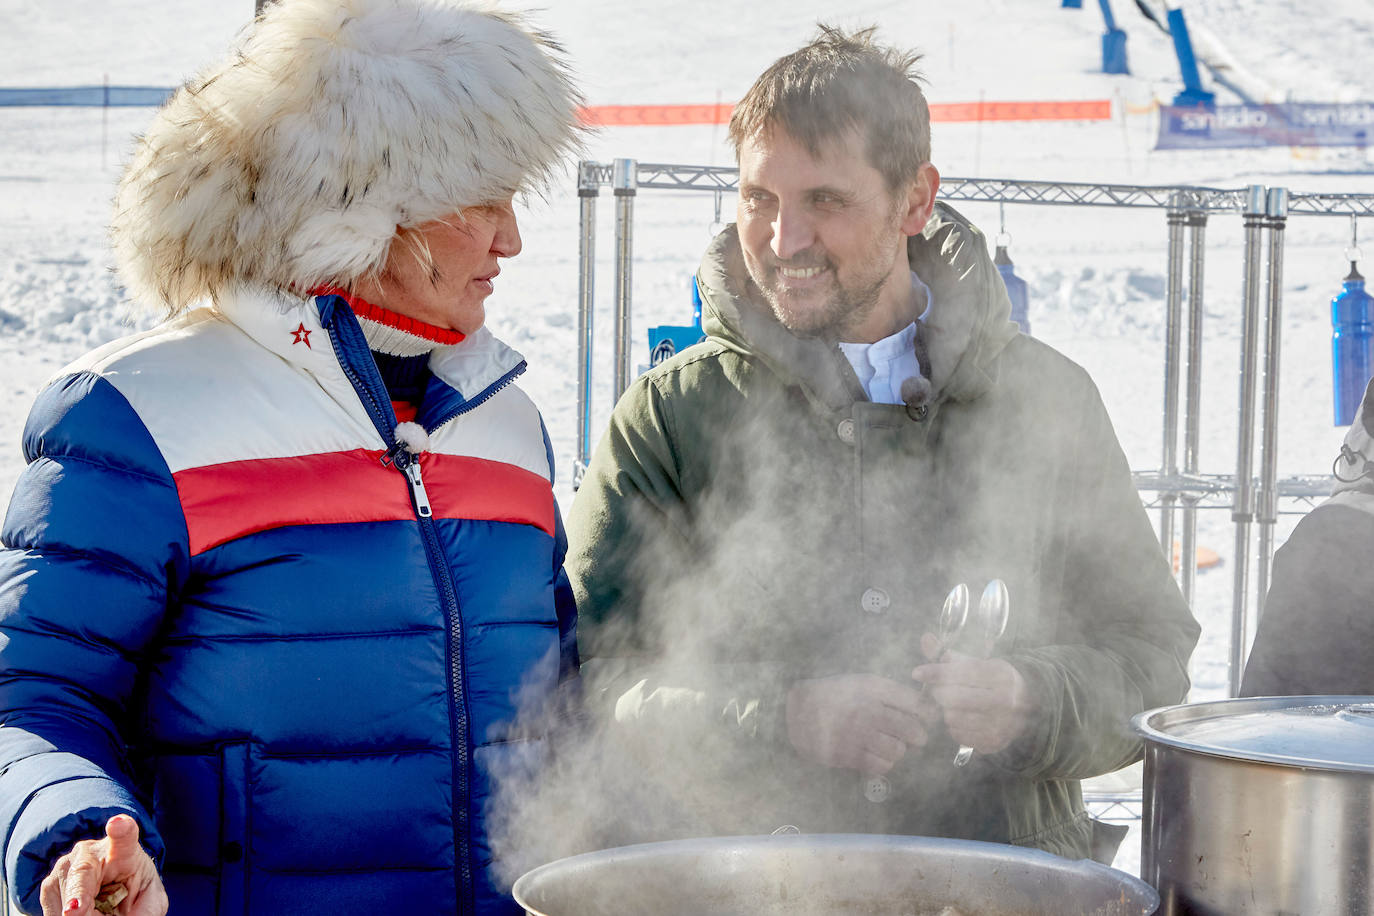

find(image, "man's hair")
[728,25,931,191]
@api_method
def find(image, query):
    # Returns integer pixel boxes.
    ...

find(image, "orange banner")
[580,103,735,126]
[929,99,1113,121]
[578,99,1112,127]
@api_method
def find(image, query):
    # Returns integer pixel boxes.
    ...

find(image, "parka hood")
[696,202,1020,410]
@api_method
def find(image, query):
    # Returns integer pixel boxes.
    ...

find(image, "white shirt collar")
[837,272,930,405]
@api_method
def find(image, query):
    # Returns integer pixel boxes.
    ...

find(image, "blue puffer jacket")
[0,288,576,915]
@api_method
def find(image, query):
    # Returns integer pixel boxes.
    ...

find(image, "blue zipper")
[320,298,526,914]
[394,448,471,911]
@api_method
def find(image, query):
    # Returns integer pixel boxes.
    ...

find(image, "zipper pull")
[405,460,433,518]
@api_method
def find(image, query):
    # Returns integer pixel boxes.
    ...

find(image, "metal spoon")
[936,582,970,656]
[915,583,969,701]
[954,579,1010,767]
[977,578,1010,656]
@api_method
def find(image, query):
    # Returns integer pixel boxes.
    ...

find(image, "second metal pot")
[1135,695,1374,915]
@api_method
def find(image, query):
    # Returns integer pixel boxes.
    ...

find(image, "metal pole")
[1229,184,1267,697]
[1179,210,1208,608]
[1255,187,1289,623]
[101,74,109,172]
[1160,202,1187,562]
[574,162,600,489]
[612,158,637,402]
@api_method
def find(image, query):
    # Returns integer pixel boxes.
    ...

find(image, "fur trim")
[111,0,584,315]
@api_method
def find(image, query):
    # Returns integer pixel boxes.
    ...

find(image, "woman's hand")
[39,815,168,916]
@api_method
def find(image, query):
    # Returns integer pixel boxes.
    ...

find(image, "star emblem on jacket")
[291,322,312,349]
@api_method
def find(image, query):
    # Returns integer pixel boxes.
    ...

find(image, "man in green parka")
[565,25,1199,863]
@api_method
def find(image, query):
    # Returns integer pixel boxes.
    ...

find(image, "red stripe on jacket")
[173,449,554,555]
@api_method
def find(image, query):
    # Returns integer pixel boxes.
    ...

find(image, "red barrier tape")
[929,99,1113,121]
[581,104,735,126]
[578,99,1112,126]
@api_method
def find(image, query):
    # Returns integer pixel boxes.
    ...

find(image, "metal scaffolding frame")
[575,158,1374,697]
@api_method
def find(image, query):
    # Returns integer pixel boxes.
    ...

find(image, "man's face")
[735,126,935,343]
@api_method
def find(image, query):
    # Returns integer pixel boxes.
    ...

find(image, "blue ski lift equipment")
[1065,0,1128,75]
[1098,0,1129,75]
[1166,7,1215,107]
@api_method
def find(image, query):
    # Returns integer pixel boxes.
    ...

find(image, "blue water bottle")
[1332,261,1374,426]
[994,245,1031,335]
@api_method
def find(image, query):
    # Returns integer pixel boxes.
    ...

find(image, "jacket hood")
[111,0,584,316]
[696,202,1020,410]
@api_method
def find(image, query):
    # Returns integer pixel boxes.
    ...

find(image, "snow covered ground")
[2,0,1372,881]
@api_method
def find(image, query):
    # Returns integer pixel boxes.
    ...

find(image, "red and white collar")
[312,286,465,357]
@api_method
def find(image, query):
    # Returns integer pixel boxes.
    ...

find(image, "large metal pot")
[512,834,1159,915]
[1134,695,1374,914]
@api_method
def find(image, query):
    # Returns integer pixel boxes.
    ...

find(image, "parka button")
[222,841,244,863]
[860,587,890,614]
[863,775,890,803]
[837,418,856,444]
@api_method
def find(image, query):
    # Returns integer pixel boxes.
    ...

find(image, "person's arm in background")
[0,372,177,914]
[1242,496,1374,697]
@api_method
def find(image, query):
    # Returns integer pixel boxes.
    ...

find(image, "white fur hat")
[111,0,584,314]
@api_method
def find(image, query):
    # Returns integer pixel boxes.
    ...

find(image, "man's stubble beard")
[749,204,908,342]
[759,267,887,341]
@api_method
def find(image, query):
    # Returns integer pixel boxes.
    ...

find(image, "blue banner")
[0,86,174,108]
[1157,103,1374,149]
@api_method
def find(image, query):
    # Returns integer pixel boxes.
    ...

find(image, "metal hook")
[995,201,1012,249]
[1346,215,1363,265]
[1332,443,1373,483]
[710,190,725,236]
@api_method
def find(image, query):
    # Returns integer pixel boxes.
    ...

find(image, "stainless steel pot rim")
[1132,694,1374,773]
[512,832,1160,910]
[516,832,1131,874]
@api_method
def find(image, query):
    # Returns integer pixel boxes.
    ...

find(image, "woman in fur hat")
[0,1,582,914]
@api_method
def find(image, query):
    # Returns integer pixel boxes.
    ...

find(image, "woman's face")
[370,199,523,334]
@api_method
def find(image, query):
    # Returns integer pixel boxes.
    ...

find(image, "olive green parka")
[566,204,1199,859]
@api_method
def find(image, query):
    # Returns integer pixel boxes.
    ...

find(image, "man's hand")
[40,815,168,916]
[911,632,1036,755]
[785,674,936,775]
